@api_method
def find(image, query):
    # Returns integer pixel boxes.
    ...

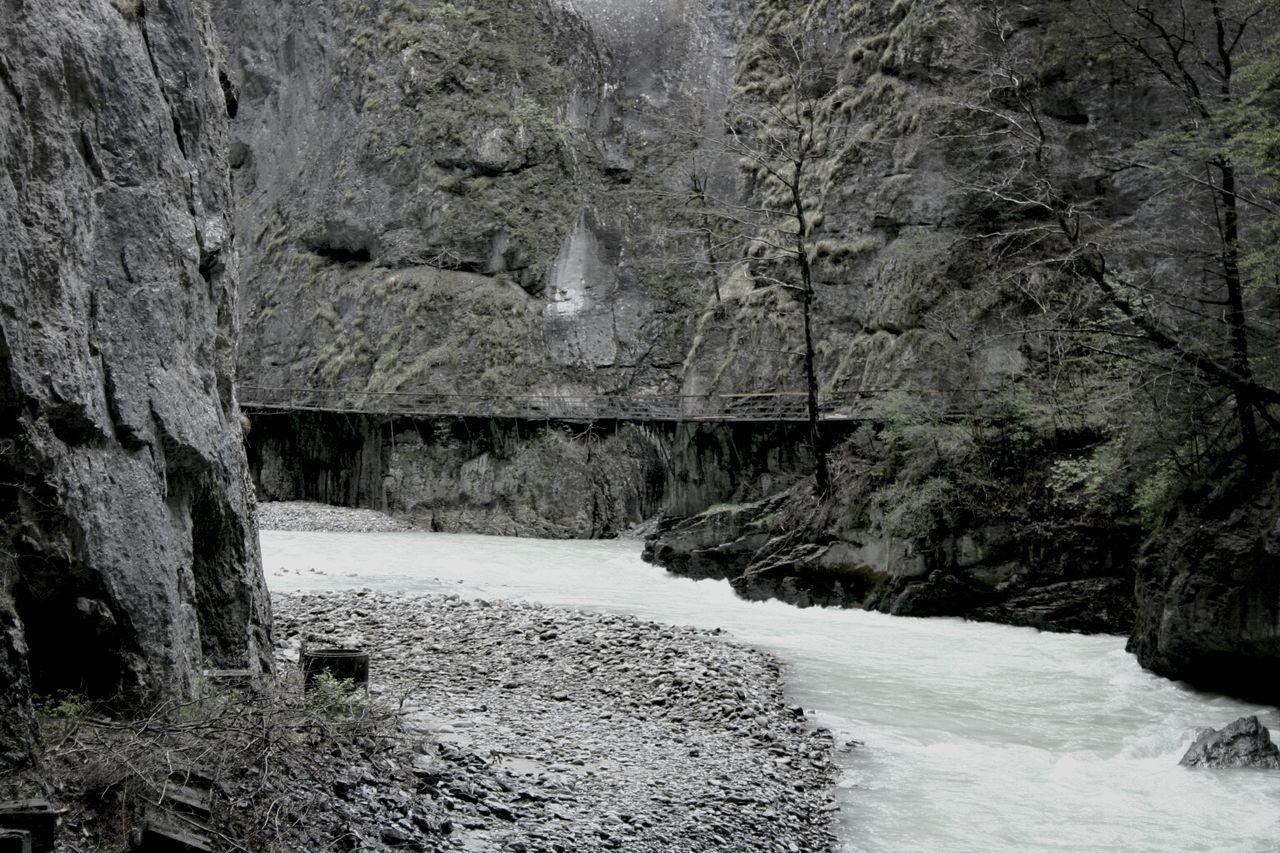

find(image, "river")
[263,530,1280,852]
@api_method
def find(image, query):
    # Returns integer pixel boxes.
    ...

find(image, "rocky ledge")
[644,496,1133,636]
[274,591,839,852]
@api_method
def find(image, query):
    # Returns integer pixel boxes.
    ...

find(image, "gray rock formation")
[646,475,1135,634]
[1180,717,1280,769]
[249,412,668,539]
[1130,474,1280,703]
[215,0,1280,693]
[0,0,271,762]
[214,0,745,402]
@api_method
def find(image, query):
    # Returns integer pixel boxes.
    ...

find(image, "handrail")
[238,384,1001,423]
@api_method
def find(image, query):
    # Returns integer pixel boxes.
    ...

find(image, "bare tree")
[673,30,852,499]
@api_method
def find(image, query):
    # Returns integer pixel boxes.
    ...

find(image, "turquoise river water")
[263,531,1280,853]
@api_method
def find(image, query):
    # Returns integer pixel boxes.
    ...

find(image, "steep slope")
[1130,470,1280,704]
[216,0,749,401]
[647,0,1152,634]
[651,0,1280,676]
[0,0,272,764]
[217,0,1280,698]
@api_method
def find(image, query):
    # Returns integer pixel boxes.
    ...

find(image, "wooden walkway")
[239,385,995,423]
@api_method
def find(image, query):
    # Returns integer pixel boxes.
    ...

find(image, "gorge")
[3,0,1280,848]
[219,0,1280,699]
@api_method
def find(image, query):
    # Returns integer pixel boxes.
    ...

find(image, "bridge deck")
[239,386,996,423]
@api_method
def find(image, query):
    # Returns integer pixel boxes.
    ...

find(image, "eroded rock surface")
[248,412,669,538]
[214,0,742,401]
[1180,717,1280,770]
[1130,473,1280,703]
[0,0,271,760]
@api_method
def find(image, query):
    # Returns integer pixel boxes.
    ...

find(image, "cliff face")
[1130,472,1280,703]
[215,0,749,401]
[640,0,1158,635]
[218,0,1279,696]
[0,0,271,761]
[248,412,669,538]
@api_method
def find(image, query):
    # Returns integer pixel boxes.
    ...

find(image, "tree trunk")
[800,278,830,498]
[791,164,830,499]
[1218,160,1261,459]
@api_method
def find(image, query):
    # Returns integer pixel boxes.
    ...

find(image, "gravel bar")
[257,500,414,533]
[275,591,839,852]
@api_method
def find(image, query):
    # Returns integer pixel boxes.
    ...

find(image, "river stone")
[1179,717,1280,769]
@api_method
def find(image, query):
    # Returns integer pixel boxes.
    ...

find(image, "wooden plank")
[140,812,212,853]
[159,785,212,822]
[0,802,57,853]
[0,830,32,853]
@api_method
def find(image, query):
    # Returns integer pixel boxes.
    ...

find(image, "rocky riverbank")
[274,591,840,852]
[7,588,838,851]
[257,500,416,533]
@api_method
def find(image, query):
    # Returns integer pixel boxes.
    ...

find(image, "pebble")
[257,500,413,533]
[272,590,840,852]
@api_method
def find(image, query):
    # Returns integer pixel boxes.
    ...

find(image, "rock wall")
[0,0,271,763]
[1130,472,1280,703]
[665,422,819,518]
[647,426,1137,634]
[218,0,1280,697]
[250,413,388,509]
[214,0,750,402]
[248,413,669,538]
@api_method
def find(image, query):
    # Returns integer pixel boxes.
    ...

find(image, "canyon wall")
[0,0,271,764]
[214,0,754,403]
[248,412,669,538]
[220,0,1280,698]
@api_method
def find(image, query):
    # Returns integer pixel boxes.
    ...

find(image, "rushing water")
[263,530,1280,853]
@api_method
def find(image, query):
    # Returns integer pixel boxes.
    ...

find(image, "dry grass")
[2,673,409,852]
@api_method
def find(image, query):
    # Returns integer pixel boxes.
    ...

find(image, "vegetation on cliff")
[653,0,1280,656]
[217,0,1280,694]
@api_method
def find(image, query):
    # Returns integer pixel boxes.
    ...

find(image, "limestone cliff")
[643,0,1155,635]
[214,0,751,401]
[216,0,1280,698]
[0,0,271,762]
[647,0,1280,668]
[249,412,668,538]
[1130,471,1280,703]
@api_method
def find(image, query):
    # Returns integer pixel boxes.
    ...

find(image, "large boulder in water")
[1179,716,1280,769]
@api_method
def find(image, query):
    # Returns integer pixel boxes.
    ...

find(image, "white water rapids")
[263,531,1280,852]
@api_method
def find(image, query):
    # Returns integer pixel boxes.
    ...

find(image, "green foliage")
[873,474,956,540]
[40,693,90,721]
[305,672,368,720]
[1047,438,1130,515]
[1133,458,1182,527]
[1222,28,1280,285]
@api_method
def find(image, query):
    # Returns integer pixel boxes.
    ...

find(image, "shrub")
[305,671,368,720]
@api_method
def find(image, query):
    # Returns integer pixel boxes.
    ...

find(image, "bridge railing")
[238,385,1000,423]
[239,386,829,421]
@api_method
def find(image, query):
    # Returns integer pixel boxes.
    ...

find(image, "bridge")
[239,385,998,423]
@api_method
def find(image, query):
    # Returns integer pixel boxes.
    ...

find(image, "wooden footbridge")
[239,385,996,423]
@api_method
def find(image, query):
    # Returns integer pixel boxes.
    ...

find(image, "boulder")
[1179,716,1280,769]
